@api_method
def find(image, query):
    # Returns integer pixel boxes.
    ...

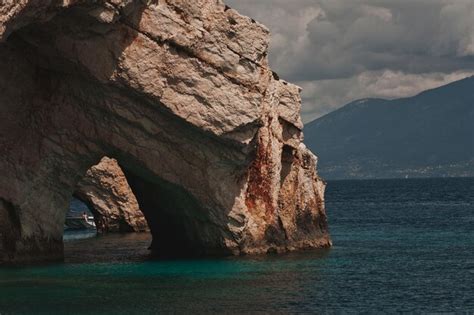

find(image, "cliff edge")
[0,0,330,263]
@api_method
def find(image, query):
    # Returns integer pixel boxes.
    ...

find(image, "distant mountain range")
[304,76,474,179]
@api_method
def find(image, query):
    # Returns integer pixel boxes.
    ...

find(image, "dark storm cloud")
[225,0,474,122]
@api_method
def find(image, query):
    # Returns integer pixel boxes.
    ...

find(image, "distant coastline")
[318,159,474,180]
[305,76,474,180]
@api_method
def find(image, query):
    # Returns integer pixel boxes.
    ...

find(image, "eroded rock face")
[75,157,148,233]
[0,0,331,264]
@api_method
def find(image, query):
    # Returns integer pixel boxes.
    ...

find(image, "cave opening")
[63,193,153,264]
[64,197,97,241]
[72,157,150,235]
[120,167,216,258]
[61,154,220,262]
[63,156,156,261]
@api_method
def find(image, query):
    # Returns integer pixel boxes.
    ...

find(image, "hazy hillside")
[305,76,474,179]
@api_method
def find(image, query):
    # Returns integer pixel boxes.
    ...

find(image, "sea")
[1,178,473,313]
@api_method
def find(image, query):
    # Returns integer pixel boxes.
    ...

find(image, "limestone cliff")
[75,157,148,233]
[0,0,330,264]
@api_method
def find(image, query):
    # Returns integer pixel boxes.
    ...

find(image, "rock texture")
[75,157,149,233]
[0,0,330,264]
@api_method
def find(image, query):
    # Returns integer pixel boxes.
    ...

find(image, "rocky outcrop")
[0,0,330,264]
[75,157,148,233]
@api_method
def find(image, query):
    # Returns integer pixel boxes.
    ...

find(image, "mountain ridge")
[305,76,474,179]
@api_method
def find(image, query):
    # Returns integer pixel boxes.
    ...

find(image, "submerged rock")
[0,0,330,264]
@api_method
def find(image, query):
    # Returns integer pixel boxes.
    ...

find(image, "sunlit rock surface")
[75,157,148,233]
[0,0,330,264]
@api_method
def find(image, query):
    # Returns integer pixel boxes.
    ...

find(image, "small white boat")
[64,216,96,230]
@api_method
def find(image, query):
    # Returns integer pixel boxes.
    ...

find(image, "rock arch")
[0,0,330,264]
[74,156,148,233]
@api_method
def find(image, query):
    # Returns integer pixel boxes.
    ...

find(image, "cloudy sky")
[226,0,474,123]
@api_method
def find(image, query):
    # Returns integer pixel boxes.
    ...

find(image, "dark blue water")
[1,178,473,313]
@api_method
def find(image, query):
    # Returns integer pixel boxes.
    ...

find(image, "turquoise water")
[1,178,473,313]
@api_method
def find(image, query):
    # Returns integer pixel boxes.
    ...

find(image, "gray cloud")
[226,0,474,122]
